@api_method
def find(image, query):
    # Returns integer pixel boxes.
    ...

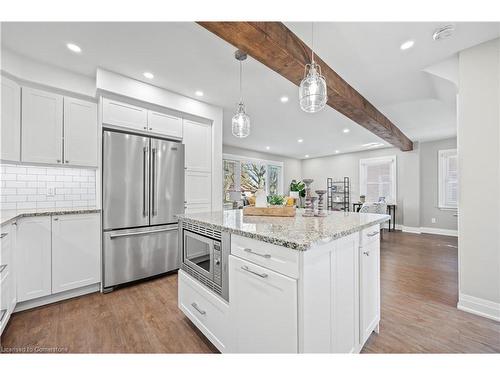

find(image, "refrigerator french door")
[102,130,184,290]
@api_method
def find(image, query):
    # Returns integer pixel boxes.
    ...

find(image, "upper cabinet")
[21,87,63,164]
[1,77,21,162]
[102,98,148,131]
[148,111,182,138]
[183,120,212,172]
[64,97,98,167]
[18,86,98,167]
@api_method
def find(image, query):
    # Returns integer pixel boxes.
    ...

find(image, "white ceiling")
[2,22,499,159]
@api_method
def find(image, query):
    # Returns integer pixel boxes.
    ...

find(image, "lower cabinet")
[16,216,52,302]
[228,255,298,353]
[51,214,100,294]
[1,221,17,337]
[359,236,381,345]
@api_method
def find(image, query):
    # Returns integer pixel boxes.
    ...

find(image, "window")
[438,149,458,209]
[359,156,397,203]
[223,154,284,202]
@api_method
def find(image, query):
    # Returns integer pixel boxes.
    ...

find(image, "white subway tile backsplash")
[0,163,97,210]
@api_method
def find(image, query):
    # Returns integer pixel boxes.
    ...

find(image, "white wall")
[222,145,302,194]
[457,38,500,321]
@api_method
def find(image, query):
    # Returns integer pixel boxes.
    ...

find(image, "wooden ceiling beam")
[197,21,413,151]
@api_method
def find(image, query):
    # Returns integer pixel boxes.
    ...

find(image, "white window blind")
[359,156,396,203]
[438,149,458,209]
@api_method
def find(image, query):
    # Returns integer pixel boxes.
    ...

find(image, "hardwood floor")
[2,231,499,353]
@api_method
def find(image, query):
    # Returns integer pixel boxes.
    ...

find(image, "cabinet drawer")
[102,98,148,131]
[178,270,229,352]
[231,234,299,279]
[360,224,380,246]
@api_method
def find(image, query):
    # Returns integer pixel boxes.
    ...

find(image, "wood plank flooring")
[2,231,499,353]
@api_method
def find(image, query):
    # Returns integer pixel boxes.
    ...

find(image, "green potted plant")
[289,180,306,208]
[268,194,286,206]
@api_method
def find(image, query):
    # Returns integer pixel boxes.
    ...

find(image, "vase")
[302,179,314,217]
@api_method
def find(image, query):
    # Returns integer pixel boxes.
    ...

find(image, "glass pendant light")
[299,23,327,113]
[232,50,251,138]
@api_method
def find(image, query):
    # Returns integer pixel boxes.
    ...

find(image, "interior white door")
[183,120,211,172]
[63,97,98,167]
[360,239,380,345]
[1,77,21,161]
[148,111,183,138]
[51,214,100,294]
[16,216,52,302]
[21,87,63,164]
[331,234,360,353]
[229,255,298,353]
[102,98,148,131]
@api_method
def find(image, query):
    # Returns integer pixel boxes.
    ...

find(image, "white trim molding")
[458,293,500,322]
[420,227,458,237]
[400,226,422,234]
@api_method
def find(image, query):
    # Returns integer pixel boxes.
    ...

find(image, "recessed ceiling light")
[280,96,289,103]
[195,90,204,97]
[400,40,415,51]
[343,128,350,133]
[266,146,270,150]
[143,72,154,79]
[66,43,82,53]
[297,139,304,143]
[335,150,340,154]
[304,154,309,158]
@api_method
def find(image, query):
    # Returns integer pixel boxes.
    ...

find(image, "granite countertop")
[1,207,101,226]
[178,209,390,251]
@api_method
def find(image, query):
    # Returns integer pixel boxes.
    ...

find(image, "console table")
[352,203,396,231]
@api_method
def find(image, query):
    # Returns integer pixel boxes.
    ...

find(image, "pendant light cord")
[311,22,315,64]
[239,60,243,103]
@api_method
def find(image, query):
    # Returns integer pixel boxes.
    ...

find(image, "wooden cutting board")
[243,206,296,217]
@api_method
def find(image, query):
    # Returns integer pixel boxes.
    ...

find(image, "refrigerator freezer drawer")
[103,225,179,288]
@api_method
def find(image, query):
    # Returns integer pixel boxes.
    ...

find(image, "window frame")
[359,155,397,204]
[438,148,458,210]
[223,153,284,200]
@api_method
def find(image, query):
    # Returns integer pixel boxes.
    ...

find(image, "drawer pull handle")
[0,309,6,324]
[241,265,268,278]
[363,251,370,256]
[191,302,206,315]
[0,264,7,274]
[244,248,271,259]
[367,231,379,237]
[1,233,8,239]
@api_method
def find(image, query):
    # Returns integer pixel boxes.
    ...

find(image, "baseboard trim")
[401,226,422,234]
[14,283,100,313]
[457,293,500,322]
[420,227,458,237]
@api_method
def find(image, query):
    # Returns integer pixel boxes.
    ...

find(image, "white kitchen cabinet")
[16,216,52,302]
[1,77,21,162]
[102,98,148,131]
[0,221,17,338]
[51,214,100,294]
[183,119,211,172]
[148,110,182,138]
[331,234,360,353]
[360,234,380,345]
[63,97,98,167]
[185,170,211,211]
[229,255,298,353]
[22,87,64,164]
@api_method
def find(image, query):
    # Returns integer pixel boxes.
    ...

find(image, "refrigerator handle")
[152,147,157,216]
[143,147,148,217]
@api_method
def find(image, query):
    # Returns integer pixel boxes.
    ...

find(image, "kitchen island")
[177,209,390,353]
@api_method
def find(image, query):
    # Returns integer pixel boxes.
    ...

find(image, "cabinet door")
[52,214,100,294]
[183,120,211,172]
[64,97,98,167]
[331,234,360,353]
[148,111,182,138]
[1,77,21,161]
[21,87,63,164]
[102,98,148,131]
[360,239,380,345]
[185,170,211,208]
[229,255,298,353]
[16,216,52,302]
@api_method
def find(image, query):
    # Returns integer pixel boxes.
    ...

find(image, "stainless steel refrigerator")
[102,130,184,291]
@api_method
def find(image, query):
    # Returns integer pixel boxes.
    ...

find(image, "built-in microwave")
[180,222,229,301]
